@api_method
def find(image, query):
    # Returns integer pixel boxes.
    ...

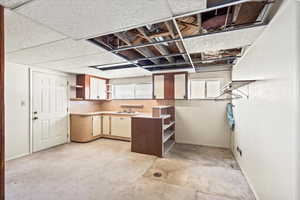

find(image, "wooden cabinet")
[111,116,131,138]
[102,115,110,135]
[153,72,187,100]
[92,116,102,136]
[70,115,102,142]
[75,74,108,100]
[153,75,164,99]
[132,105,175,157]
[174,73,187,99]
[90,77,106,100]
[70,114,131,142]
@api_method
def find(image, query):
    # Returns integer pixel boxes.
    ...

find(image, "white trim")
[29,68,33,154]
[233,152,260,200]
[5,153,30,161]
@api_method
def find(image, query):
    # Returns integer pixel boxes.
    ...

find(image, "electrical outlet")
[237,146,243,157]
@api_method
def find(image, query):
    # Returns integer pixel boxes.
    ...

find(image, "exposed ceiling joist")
[114,32,160,64]
[136,27,175,63]
[232,4,242,23]
[164,21,189,62]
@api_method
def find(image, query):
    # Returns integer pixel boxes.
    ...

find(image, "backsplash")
[70,100,174,113]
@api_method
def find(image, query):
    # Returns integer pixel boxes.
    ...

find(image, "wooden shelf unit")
[131,105,175,157]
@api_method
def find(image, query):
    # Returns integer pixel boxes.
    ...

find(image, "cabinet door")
[153,75,164,99]
[111,116,131,138]
[174,73,186,99]
[90,77,98,100]
[98,79,106,100]
[102,115,110,135]
[92,116,102,136]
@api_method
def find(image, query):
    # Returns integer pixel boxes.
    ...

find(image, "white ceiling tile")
[32,52,127,69]
[167,0,206,15]
[5,9,67,53]
[0,0,32,8]
[184,26,266,53]
[6,38,107,64]
[16,0,173,39]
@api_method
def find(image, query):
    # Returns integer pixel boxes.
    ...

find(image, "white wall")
[5,62,30,160]
[175,71,231,148]
[296,2,300,200]
[232,1,298,199]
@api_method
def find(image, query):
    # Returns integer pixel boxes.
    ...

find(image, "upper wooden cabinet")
[153,72,188,100]
[76,74,109,100]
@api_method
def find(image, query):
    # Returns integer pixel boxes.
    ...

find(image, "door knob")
[33,117,38,120]
[33,111,38,114]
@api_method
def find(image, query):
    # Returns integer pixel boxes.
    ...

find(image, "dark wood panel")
[0,5,4,200]
[131,117,163,157]
[164,73,174,100]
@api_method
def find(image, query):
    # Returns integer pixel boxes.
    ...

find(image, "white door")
[174,74,186,99]
[32,72,68,152]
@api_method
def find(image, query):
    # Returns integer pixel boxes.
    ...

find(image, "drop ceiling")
[6,39,108,64]
[184,25,266,53]
[1,0,275,79]
[5,9,66,53]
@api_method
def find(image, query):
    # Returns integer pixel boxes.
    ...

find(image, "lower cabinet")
[92,116,102,136]
[102,115,110,135]
[71,115,101,142]
[111,116,131,138]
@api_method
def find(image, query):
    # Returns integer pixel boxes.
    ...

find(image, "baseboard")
[175,141,230,149]
[233,154,260,200]
[5,152,30,161]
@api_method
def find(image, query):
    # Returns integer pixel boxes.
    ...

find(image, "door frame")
[29,68,71,154]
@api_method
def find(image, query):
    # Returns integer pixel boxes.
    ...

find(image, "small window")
[113,83,152,99]
[135,83,152,99]
[113,84,135,99]
[189,79,221,99]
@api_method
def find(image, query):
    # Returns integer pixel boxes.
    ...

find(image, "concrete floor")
[6,139,255,200]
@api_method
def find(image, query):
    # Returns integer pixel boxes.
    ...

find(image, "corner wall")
[175,71,232,148]
[232,1,298,199]
[5,63,30,160]
[296,1,300,200]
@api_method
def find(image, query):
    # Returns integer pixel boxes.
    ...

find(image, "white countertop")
[70,111,152,118]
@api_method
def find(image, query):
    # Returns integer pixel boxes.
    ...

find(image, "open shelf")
[163,121,175,130]
[216,80,256,100]
[161,114,171,119]
[164,139,175,154]
[70,98,84,101]
[163,130,175,143]
[132,105,175,157]
[222,80,256,92]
